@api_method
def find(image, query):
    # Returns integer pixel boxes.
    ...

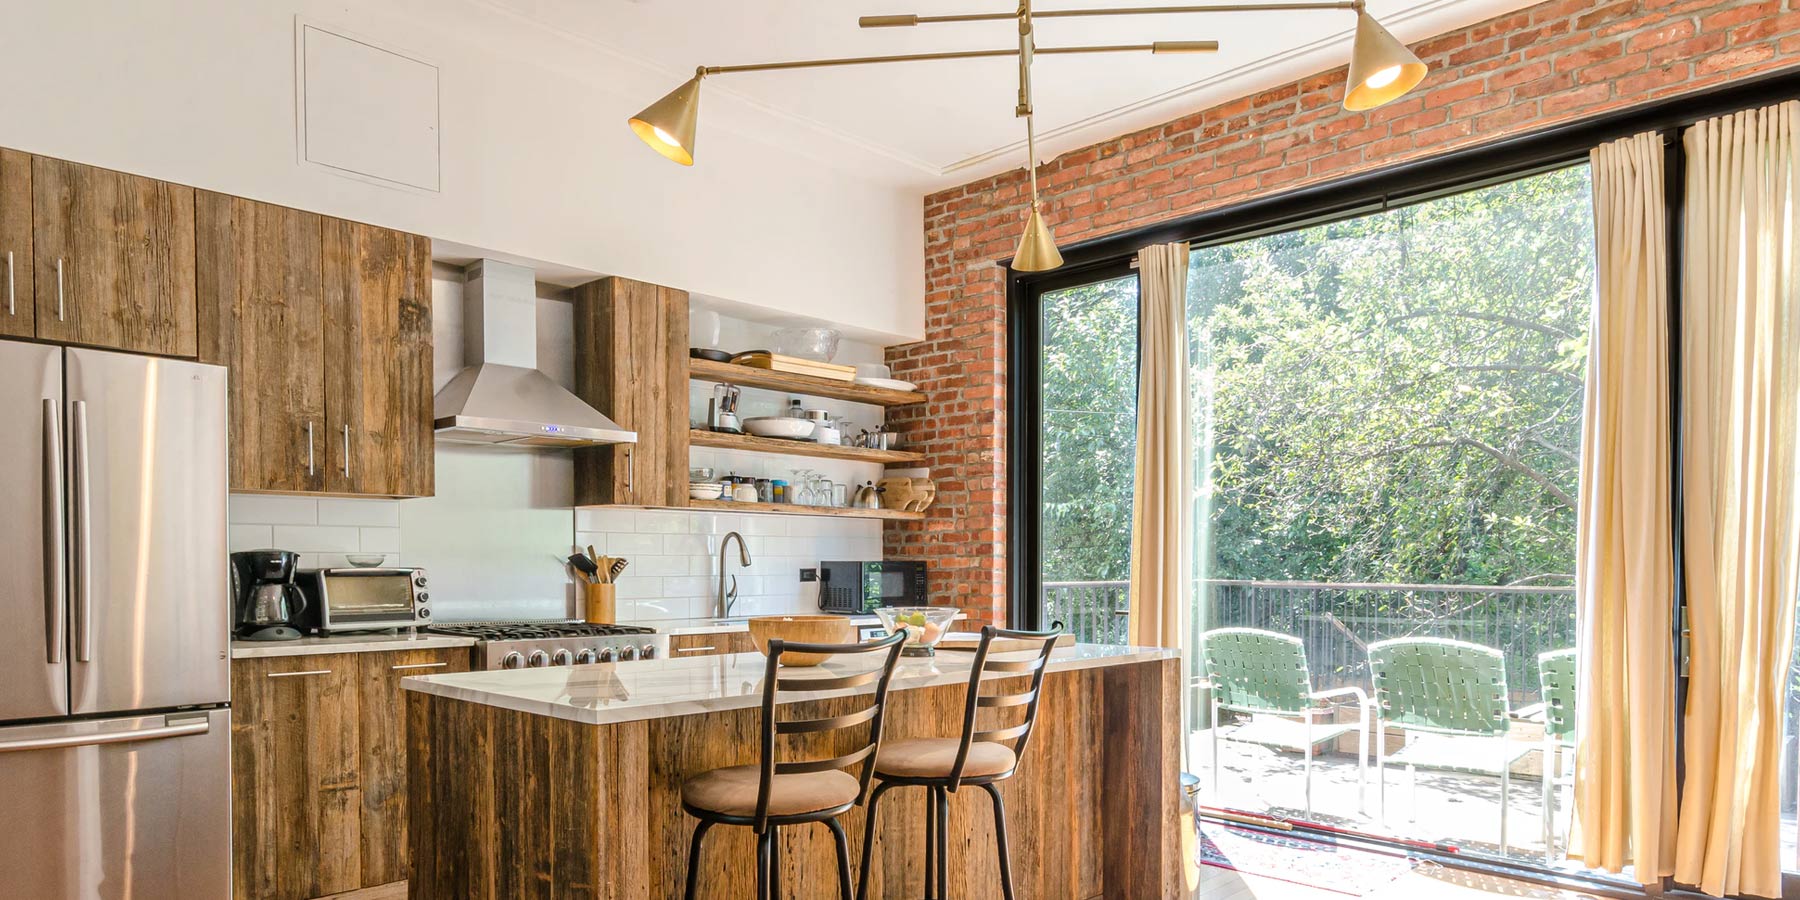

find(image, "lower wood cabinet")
[231,646,469,900]
[668,630,757,657]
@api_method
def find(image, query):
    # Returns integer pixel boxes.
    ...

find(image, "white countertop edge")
[644,612,966,636]
[401,644,1178,726]
[230,633,478,658]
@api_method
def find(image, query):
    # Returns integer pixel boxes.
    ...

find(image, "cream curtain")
[1572,131,1679,883]
[1674,100,1800,900]
[1127,242,1194,649]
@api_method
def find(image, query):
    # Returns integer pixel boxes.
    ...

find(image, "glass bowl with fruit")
[873,606,958,656]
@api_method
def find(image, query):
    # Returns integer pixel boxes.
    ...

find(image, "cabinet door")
[32,156,197,356]
[358,647,470,886]
[196,192,327,492]
[323,220,435,498]
[669,631,752,657]
[572,276,688,506]
[230,654,364,900]
[0,149,33,337]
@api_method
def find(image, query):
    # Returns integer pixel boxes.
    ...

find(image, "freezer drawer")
[0,709,230,899]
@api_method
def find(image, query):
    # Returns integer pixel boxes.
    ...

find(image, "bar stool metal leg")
[980,782,1016,900]
[771,826,783,898]
[684,820,713,900]
[924,786,938,899]
[934,787,950,899]
[757,829,773,900]
[825,817,854,900]
[856,782,894,900]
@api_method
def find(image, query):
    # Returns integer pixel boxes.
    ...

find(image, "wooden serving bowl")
[747,615,857,667]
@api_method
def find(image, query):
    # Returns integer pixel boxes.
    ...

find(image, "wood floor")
[1199,859,1612,900]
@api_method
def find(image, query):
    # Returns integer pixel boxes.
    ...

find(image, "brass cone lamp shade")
[1343,11,1427,111]
[1013,205,1064,272]
[629,76,703,165]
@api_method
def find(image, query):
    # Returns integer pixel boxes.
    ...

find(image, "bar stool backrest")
[945,623,1065,790]
[754,630,908,829]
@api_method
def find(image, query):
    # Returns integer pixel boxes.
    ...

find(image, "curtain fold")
[1674,99,1800,900]
[1572,131,1679,883]
[1127,241,1194,650]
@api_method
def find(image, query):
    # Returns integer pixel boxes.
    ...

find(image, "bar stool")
[856,624,1063,900]
[681,630,907,900]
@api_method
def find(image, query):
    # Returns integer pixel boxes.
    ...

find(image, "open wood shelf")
[690,429,925,465]
[687,358,926,407]
[685,499,925,521]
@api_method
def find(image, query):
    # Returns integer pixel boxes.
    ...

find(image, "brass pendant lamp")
[629,1,1427,272]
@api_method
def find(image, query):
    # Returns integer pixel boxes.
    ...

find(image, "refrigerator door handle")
[71,399,91,664]
[43,399,65,665]
[0,715,209,754]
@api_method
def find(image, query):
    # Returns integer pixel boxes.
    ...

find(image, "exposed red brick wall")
[883,0,1800,626]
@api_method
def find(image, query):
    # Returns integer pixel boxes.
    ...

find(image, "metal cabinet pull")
[0,716,209,754]
[626,448,635,495]
[71,400,91,663]
[266,669,331,679]
[55,258,65,321]
[43,399,65,664]
[391,662,448,671]
[6,250,14,315]
[342,424,351,478]
[306,421,315,476]
[675,645,716,653]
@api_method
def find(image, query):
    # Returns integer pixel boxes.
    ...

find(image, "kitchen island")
[402,643,1184,899]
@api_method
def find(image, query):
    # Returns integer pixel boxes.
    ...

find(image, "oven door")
[318,569,421,627]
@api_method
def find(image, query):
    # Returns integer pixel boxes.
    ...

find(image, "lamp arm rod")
[861,2,1355,27]
[701,41,1216,76]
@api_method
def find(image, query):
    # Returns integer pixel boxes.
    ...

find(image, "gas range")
[425,621,665,670]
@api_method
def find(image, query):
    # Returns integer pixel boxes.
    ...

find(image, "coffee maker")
[231,549,308,641]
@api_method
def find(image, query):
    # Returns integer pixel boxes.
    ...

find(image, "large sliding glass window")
[1032,164,1601,866]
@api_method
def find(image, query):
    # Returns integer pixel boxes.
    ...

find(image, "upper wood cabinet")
[198,193,434,498]
[0,149,33,338]
[322,221,434,499]
[31,155,197,356]
[572,275,689,507]
[196,192,328,493]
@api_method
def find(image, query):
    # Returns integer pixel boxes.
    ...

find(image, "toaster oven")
[295,567,432,634]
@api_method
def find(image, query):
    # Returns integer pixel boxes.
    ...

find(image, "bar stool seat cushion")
[681,765,860,817]
[875,738,1017,779]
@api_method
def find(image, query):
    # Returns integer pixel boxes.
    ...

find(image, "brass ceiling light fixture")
[628,0,1427,272]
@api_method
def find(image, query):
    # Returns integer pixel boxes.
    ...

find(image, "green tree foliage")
[1039,165,1594,590]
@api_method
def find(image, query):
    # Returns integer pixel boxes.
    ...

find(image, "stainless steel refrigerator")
[0,339,231,898]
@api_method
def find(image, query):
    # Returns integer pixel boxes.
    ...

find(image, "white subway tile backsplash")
[662,533,712,556]
[634,511,686,534]
[604,533,664,556]
[318,498,402,527]
[229,495,318,526]
[270,525,362,553]
[227,524,274,553]
[359,527,402,553]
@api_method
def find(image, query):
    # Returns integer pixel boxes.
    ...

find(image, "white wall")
[227,268,891,623]
[0,0,924,342]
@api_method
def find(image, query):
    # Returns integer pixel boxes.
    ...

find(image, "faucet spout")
[717,532,752,618]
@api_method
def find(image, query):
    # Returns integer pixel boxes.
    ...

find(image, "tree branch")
[1390,308,1576,341]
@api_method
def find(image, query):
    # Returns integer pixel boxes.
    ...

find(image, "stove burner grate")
[425,621,655,641]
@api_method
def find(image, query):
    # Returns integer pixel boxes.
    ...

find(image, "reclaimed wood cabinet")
[572,275,689,507]
[668,630,757,657]
[231,646,470,900]
[31,155,197,356]
[197,194,434,497]
[0,149,32,338]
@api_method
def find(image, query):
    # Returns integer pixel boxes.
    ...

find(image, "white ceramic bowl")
[742,417,816,440]
[688,483,725,500]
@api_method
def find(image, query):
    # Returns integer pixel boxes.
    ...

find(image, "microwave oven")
[818,560,927,614]
[296,567,432,634]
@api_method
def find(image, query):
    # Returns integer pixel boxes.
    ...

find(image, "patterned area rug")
[1197,822,1418,897]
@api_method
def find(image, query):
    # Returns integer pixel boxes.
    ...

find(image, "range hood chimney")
[433,259,635,448]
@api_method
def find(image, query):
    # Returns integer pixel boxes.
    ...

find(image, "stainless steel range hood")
[433,259,635,448]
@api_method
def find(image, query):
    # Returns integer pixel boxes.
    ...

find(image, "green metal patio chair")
[1199,627,1371,816]
[1532,648,1577,862]
[1367,637,1537,855]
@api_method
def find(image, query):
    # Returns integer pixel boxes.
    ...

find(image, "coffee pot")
[231,549,308,641]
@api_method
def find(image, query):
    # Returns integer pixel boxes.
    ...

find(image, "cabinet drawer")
[668,631,756,656]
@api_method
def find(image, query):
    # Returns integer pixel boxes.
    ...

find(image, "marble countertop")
[638,613,888,636]
[230,632,478,659]
[401,643,1177,726]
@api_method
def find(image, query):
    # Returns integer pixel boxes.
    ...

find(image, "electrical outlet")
[799,567,818,582]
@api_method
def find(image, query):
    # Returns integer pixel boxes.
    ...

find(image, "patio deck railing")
[1042,578,1577,702]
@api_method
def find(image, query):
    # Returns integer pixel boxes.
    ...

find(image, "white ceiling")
[485,0,1539,190]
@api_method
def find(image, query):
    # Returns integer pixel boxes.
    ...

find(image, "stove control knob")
[501,651,525,670]
[552,648,574,666]
[527,650,550,668]
[619,644,639,662]
[575,648,598,665]
[640,643,658,660]
[597,647,616,663]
